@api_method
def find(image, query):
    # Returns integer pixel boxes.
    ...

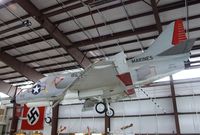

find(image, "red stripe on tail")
[172,20,187,46]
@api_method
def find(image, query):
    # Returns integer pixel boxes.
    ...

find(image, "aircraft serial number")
[71,73,80,77]
[132,56,153,63]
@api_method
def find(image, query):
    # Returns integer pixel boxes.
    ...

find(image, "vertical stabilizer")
[146,20,187,56]
[172,20,187,45]
[132,20,188,58]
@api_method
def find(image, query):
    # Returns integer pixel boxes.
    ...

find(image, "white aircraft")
[5,20,196,117]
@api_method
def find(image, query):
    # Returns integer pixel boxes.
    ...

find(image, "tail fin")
[172,20,187,45]
[138,20,192,57]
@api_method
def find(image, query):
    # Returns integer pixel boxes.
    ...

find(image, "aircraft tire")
[95,102,106,114]
[45,116,52,124]
[105,108,114,118]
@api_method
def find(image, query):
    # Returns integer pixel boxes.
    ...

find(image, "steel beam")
[0,0,140,40]
[151,0,162,33]
[15,0,91,69]
[1,0,200,51]
[46,0,140,17]
[10,103,19,135]
[45,0,93,17]
[1,0,199,40]
[1,19,199,57]
[55,0,197,25]
[0,41,200,80]
[41,0,80,13]
[0,27,43,42]
[0,24,24,35]
[105,115,110,135]
[10,87,19,135]
[1,12,199,53]
[170,76,181,135]
[0,0,79,28]
[51,101,59,135]
[0,25,156,52]
[0,80,16,97]
[0,52,44,82]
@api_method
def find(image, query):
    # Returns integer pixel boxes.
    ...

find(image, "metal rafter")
[150,0,162,34]
[0,0,80,28]
[0,0,141,41]
[0,52,44,82]
[46,0,140,17]
[1,0,200,52]
[0,27,200,78]
[0,26,199,76]
[0,0,198,37]
[45,0,93,17]
[41,0,80,13]
[1,24,157,51]
[0,80,16,96]
[15,0,91,69]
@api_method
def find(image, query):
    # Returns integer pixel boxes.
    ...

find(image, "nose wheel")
[95,102,115,117]
[105,108,114,117]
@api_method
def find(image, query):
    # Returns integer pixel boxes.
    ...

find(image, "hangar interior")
[0,0,199,135]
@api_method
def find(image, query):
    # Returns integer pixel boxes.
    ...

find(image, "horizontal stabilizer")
[158,39,196,56]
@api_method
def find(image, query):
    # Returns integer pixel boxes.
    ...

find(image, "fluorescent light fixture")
[173,68,200,80]
[0,92,9,98]
[189,57,200,62]
[92,133,102,135]
[94,64,112,69]
[19,84,33,89]
[75,133,84,135]
[154,76,170,82]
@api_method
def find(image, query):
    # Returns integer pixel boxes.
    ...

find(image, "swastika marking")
[27,107,40,125]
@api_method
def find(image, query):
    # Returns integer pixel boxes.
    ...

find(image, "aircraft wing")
[70,61,120,91]
[68,52,136,99]
[56,52,136,108]
[68,60,136,111]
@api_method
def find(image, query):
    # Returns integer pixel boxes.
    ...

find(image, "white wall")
[57,79,200,134]
[5,79,200,135]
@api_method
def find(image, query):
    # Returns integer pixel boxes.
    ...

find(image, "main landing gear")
[95,102,115,117]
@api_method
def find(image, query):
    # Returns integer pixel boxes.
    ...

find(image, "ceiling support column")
[51,101,59,135]
[170,76,181,135]
[105,115,110,135]
[10,87,19,135]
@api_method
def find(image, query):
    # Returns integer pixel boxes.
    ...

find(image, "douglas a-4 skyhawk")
[3,20,196,117]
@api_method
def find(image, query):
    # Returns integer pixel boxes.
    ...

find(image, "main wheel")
[95,102,106,114]
[105,108,114,117]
